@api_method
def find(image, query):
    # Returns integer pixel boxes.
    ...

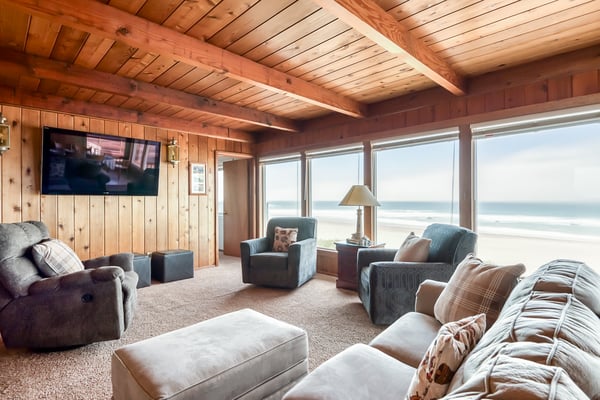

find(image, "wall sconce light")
[167,138,180,167]
[0,113,10,156]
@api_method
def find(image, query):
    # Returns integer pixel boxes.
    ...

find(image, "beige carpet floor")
[0,256,384,399]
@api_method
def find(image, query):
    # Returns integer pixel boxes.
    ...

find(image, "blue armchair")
[357,223,477,324]
[241,217,318,288]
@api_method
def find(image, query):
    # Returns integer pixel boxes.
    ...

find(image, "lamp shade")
[339,185,380,207]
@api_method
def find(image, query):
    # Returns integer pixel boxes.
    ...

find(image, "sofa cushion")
[369,311,442,368]
[251,252,289,270]
[406,313,486,400]
[272,226,298,252]
[451,291,600,398]
[456,340,600,399]
[31,239,85,277]
[434,254,525,326]
[504,259,600,317]
[393,232,431,262]
[442,355,590,400]
[283,344,416,400]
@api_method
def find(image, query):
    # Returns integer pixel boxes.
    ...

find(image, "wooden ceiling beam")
[0,86,254,143]
[0,49,301,132]
[4,0,368,118]
[313,0,467,96]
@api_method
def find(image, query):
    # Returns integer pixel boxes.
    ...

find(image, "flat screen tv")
[41,126,161,196]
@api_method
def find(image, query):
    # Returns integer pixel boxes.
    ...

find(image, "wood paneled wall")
[0,106,252,267]
[255,63,600,156]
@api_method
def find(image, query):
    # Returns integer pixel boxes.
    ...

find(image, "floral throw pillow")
[405,313,486,400]
[272,226,298,252]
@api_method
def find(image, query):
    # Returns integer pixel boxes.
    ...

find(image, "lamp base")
[346,234,371,246]
[346,207,370,245]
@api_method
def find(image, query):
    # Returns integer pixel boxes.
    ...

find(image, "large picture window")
[374,135,459,247]
[475,118,600,274]
[309,149,363,249]
[262,158,302,226]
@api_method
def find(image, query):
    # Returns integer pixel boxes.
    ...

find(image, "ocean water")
[266,200,600,241]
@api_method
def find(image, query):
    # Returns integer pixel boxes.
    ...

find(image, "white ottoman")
[112,309,308,400]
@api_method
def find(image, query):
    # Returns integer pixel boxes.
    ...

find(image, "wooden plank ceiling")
[0,0,598,142]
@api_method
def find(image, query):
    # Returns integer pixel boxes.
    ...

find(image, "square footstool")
[151,249,193,282]
[132,253,151,288]
[112,308,309,400]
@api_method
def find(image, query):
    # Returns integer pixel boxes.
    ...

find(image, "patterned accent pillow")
[31,239,85,277]
[272,226,298,252]
[393,232,431,262]
[405,313,486,400]
[434,254,525,326]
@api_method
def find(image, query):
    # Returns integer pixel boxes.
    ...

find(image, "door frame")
[214,151,255,265]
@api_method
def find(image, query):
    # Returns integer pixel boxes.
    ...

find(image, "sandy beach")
[316,216,600,276]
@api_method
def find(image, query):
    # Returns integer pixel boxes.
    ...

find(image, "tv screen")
[41,126,161,196]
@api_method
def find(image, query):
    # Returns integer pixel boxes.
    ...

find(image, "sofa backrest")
[0,221,50,309]
[266,217,317,243]
[422,223,477,266]
[447,259,600,399]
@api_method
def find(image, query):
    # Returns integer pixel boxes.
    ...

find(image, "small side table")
[335,241,385,290]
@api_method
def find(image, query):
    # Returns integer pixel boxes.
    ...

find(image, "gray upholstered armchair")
[241,217,318,288]
[0,221,138,348]
[357,223,477,325]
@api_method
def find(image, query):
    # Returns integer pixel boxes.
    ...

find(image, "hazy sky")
[476,122,600,202]
[263,121,600,204]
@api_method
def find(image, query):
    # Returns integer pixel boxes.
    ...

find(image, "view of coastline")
[266,200,600,275]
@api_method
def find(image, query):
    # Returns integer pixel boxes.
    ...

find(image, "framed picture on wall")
[189,163,206,195]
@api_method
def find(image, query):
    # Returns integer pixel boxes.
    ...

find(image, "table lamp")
[339,185,380,245]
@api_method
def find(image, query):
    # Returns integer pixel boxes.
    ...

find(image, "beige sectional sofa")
[284,259,600,399]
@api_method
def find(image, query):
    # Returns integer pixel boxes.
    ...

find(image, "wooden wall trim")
[458,125,473,230]
[0,86,254,143]
[362,141,374,240]
[255,66,600,157]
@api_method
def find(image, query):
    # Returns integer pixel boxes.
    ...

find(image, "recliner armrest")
[83,252,134,272]
[28,266,124,295]
[288,237,317,264]
[415,279,447,317]
[367,261,452,280]
[241,237,271,255]
[357,248,397,271]
[288,237,316,251]
[362,262,453,324]
[240,237,272,284]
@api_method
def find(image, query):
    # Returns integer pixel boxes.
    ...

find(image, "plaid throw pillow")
[272,226,298,252]
[405,313,486,400]
[434,254,525,326]
[32,239,85,277]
